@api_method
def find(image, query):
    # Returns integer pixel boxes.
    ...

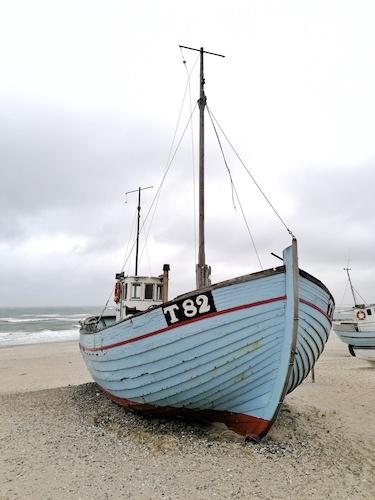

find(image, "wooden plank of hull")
[80,246,334,437]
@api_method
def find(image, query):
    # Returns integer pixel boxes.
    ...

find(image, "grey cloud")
[1,107,375,306]
[0,99,172,245]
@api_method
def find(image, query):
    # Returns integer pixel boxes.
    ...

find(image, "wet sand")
[0,336,374,499]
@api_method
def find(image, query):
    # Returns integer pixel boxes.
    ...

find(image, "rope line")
[207,106,295,238]
[98,90,198,322]
[184,54,199,267]
[339,280,349,307]
[123,103,198,270]
[207,107,263,270]
[139,54,199,266]
[353,286,367,305]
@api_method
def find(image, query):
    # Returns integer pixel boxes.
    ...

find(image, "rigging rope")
[98,54,294,321]
[138,54,199,266]
[207,106,295,239]
[98,85,199,322]
[120,102,199,276]
[207,106,263,270]
[145,236,153,276]
[353,286,367,305]
[180,48,199,266]
[339,280,349,307]
[97,206,138,319]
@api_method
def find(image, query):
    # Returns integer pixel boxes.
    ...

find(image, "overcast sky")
[1,0,374,307]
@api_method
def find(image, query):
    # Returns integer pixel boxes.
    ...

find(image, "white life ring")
[356,310,366,320]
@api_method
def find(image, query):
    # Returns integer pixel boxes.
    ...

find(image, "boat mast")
[179,45,224,289]
[198,47,207,289]
[344,267,358,306]
[125,185,153,276]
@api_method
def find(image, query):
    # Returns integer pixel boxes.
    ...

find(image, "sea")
[0,306,101,347]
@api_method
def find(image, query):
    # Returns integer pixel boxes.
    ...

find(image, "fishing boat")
[332,268,375,365]
[79,46,335,438]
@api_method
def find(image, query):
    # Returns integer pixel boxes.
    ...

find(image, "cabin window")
[131,283,141,299]
[123,283,128,300]
[366,309,372,315]
[144,283,154,300]
[156,284,163,300]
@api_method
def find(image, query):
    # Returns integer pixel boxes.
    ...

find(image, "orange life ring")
[114,281,122,303]
[356,310,366,320]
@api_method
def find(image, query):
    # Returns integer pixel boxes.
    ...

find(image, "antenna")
[125,185,153,276]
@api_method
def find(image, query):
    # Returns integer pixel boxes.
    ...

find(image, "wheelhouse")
[114,264,170,321]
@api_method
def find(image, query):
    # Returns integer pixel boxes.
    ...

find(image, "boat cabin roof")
[120,275,163,283]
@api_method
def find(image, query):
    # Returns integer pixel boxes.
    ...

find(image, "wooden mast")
[179,45,224,289]
[198,47,207,289]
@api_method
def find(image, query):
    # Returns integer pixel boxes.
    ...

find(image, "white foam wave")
[0,317,55,323]
[0,316,86,323]
[0,328,79,346]
[34,313,91,318]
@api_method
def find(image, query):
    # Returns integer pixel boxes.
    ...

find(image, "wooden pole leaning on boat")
[179,45,224,290]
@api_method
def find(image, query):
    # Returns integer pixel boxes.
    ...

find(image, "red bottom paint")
[100,387,271,438]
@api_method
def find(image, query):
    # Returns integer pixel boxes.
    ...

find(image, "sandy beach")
[0,335,374,499]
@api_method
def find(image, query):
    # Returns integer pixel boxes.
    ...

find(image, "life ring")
[356,310,366,320]
[114,281,122,303]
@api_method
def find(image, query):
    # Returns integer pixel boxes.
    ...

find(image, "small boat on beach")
[333,268,375,365]
[79,46,335,438]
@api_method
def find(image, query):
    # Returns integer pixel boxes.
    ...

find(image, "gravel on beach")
[1,378,374,500]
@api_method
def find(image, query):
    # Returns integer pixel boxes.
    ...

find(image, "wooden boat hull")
[348,345,375,364]
[333,323,375,347]
[80,245,334,437]
[333,322,375,364]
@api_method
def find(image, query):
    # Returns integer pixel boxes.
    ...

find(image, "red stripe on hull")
[80,295,287,353]
[300,298,331,322]
[80,297,330,354]
[100,387,271,438]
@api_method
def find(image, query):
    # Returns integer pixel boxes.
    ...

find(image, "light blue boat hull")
[334,329,375,347]
[80,244,334,437]
[333,322,375,363]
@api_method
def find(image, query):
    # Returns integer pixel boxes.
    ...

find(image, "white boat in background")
[79,46,335,438]
[332,268,375,365]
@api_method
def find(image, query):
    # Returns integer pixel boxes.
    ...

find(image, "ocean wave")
[29,313,91,318]
[0,328,79,346]
[0,317,56,323]
[0,317,86,323]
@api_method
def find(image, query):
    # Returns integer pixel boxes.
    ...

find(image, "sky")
[0,0,374,307]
